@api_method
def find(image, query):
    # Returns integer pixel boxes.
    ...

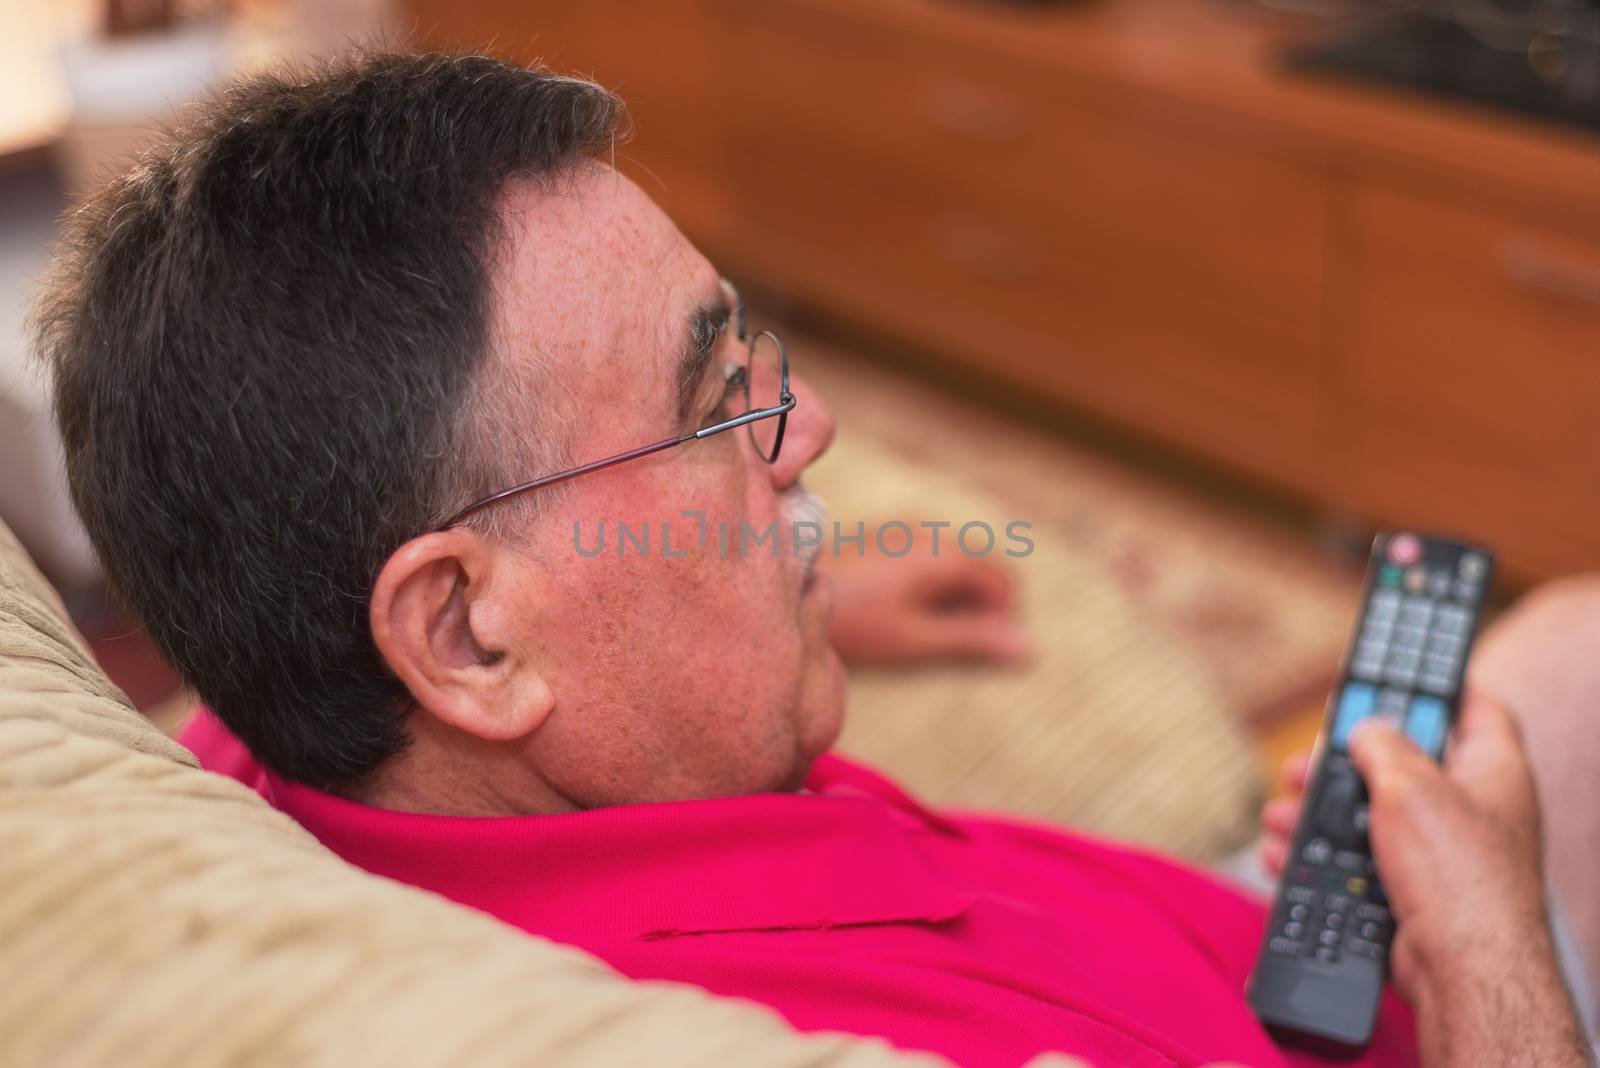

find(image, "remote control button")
[1427,632,1465,658]
[1352,804,1370,835]
[1334,850,1367,872]
[1400,596,1435,624]
[1365,603,1398,626]
[1418,673,1455,696]
[1459,553,1488,582]
[1427,570,1451,597]
[1345,876,1369,896]
[1384,662,1419,688]
[1453,579,1480,603]
[1284,921,1306,939]
[1423,652,1458,677]
[1351,657,1385,682]
[1324,892,1354,912]
[1391,625,1427,653]
[1406,696,1449,759]
[1318,929,1341,948]
[1271,937,1305,957]
[1388,534,1423,566]
[1356,637,1390,661]
[1347,938,1384,959]
[1287,886,1318,906]
[1403,567,1427,594]
[1302,838,1334,865]
[1356,903,1391,923]
[1289,903,1309,922]
[1358,628,1394,655]
[1325,911,1346,930]
[1379,565,1403,588]
[1332,683,1377,748]
[1420,674,1456,695]
[1376,688,1410,717]
[1387,648,1422,672]
[1359,920,1386,940]
[1316,946,1340,965]
[1314,774,1367,848]
[1435,604,1471,633]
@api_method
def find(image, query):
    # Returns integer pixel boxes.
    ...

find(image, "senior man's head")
[35,51,843,812]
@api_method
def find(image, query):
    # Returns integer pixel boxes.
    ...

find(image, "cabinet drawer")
[722,0,1328,487]
[1329,185,1600,580]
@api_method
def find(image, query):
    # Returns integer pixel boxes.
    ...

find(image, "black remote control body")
[1247,531,1495,1056]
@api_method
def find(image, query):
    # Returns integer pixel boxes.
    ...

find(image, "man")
[35,51,1595,1067]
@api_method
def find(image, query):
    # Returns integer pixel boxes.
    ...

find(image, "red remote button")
[1388,534,1422,566]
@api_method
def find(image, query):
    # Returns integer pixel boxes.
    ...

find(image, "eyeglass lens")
[746,333,785,462]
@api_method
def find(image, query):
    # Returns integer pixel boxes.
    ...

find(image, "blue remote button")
[1406,695,1448,759]
[1332,682,1377,749]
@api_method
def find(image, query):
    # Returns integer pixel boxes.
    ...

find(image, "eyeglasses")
[439,281,794,530]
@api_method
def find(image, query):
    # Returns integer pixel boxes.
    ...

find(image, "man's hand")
[1261,693,1593,1067]
[824,544,1030,667]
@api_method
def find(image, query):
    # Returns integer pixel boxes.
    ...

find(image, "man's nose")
[768,372,835,489]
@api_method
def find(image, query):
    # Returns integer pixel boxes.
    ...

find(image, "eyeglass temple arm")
[442,434,689,528]
[441,397,794,529]
[692,393,796,439]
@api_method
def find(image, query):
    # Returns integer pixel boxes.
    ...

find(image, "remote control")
[1247,531,1495,1055]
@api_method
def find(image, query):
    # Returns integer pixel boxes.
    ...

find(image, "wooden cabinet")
[724,0,1328,489]
[404,0,1600,583]
[1327,186,1600,580]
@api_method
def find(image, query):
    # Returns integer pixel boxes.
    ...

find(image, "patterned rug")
[793,327,1364,727]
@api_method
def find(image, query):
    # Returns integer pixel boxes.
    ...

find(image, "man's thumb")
[1348,717,1433,797]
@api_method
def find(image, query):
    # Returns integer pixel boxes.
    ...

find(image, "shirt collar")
[264,754,976,942]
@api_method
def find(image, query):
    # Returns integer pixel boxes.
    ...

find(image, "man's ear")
[369,530,554,743]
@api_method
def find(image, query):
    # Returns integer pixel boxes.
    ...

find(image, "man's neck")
[355,721,580,817]
[355,710,817,818]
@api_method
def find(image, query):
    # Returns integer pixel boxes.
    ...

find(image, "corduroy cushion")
[0,519,1100,1068]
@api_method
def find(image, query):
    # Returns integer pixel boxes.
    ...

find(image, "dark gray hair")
[34,49,625,790]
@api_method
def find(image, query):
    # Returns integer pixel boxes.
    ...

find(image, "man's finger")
[1259,836,1288,879]
[1262,797,1299,837]
[1348,717,1440,800]
[1450,688,1525,756]
[1443,688,1538,818]
[1280,751,1312,794]
[912,612,1032,662]
[916,553,1016,611]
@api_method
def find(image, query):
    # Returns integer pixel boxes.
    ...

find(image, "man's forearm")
[1414,944,1595,1068]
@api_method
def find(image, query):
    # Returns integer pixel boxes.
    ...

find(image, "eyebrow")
[674,296,731,427]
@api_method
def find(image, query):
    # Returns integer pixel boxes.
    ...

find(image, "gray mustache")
[780,486,828,568]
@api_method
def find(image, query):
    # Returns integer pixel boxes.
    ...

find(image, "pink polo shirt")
[183,711,1418,1068]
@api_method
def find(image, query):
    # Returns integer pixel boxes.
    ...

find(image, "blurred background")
[1,0,1596,807]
